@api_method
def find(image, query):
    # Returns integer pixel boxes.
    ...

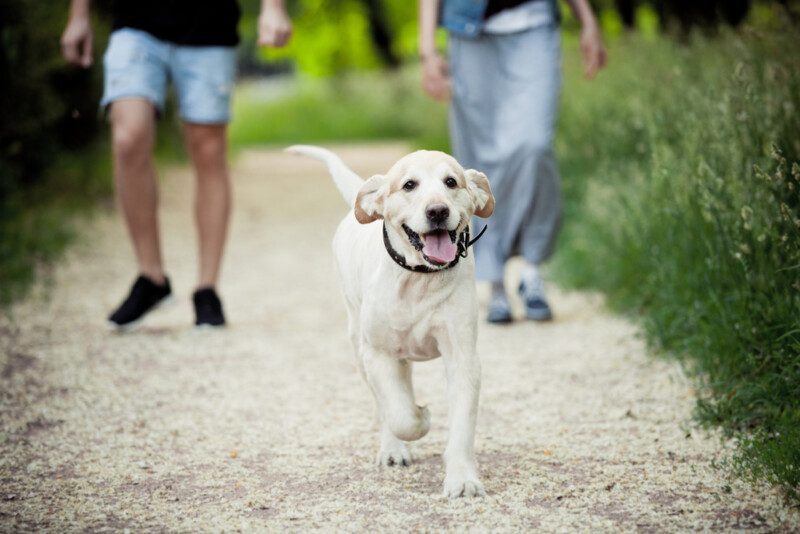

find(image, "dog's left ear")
[465,169,495,218]
[354,174,387,224]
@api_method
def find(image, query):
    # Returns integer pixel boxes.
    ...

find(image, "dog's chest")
[363,305,443,362]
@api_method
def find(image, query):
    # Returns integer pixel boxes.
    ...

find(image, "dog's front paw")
[443,472,485,499]
[376,441,411,467]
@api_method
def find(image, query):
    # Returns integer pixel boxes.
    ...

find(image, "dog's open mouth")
[421,229,459,266]
[402,224,460,266]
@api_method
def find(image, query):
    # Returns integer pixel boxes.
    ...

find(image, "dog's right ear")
[354,174,387,224]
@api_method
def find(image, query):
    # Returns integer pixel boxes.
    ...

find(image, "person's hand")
[421,52,451,101]
[580,23,607,79]
[61,15,93,67]
[258,4,293,48]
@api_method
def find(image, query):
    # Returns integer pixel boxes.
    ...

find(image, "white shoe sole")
[193,322,226,332]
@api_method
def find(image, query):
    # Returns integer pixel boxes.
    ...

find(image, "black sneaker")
[107,275,172,331]
[193,287,226,328]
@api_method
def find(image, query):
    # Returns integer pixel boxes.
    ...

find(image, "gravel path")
[1,144,798,531]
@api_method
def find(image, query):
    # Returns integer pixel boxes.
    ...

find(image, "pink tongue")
[422,232,457,264]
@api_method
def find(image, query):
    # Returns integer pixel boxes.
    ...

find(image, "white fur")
[287,145,494,498]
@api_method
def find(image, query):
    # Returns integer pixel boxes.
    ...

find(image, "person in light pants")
[419,0,606,323]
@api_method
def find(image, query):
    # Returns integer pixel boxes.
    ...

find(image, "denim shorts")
[101,28,237,124]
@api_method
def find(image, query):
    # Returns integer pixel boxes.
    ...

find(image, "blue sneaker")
[486,293,513,324]
[519,274,553,322]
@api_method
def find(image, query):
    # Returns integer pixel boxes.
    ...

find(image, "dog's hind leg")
[363,347,430,447]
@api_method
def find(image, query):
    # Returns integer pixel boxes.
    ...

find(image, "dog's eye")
[444,177,458,189]
[402,180,417,192]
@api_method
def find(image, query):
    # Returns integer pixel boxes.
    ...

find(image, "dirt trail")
[1,144,798,531]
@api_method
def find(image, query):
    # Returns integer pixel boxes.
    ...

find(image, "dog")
[287,145,494,498]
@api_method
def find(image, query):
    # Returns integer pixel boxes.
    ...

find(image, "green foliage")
[552,25,800,501]
[239,0,444,78]
[236,0,771,80]
[239,0,419,76]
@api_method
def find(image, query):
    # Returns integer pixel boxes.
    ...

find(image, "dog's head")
[353,150,494,269]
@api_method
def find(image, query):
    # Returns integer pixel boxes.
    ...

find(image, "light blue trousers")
[449,24,562,283]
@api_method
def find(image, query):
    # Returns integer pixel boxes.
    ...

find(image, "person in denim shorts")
[61,0,292,329]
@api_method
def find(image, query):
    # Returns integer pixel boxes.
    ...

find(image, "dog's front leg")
[362,345,431,465]
[442,335,485,498]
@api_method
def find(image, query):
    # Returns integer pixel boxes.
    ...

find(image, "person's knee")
[109,101,155,166]
[188,128,226,172]
[112,122,152,167]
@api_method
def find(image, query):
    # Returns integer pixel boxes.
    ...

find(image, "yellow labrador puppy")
[288,145,494,498]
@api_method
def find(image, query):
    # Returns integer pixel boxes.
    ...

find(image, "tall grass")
[552,25,800,500]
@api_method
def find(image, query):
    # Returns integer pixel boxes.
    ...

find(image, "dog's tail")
[285,145,363,208]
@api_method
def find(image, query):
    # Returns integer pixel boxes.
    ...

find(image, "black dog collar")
[382,223,487,274]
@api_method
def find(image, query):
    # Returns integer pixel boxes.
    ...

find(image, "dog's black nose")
[426,204,450,225]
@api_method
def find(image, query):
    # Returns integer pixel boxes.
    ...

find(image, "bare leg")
[183,123,231,289]
[110,99,165,284]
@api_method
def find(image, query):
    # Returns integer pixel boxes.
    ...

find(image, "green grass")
[229,23,800,502]
[229,69,449,151]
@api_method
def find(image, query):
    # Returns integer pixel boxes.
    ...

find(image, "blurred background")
[1,0,798,503]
